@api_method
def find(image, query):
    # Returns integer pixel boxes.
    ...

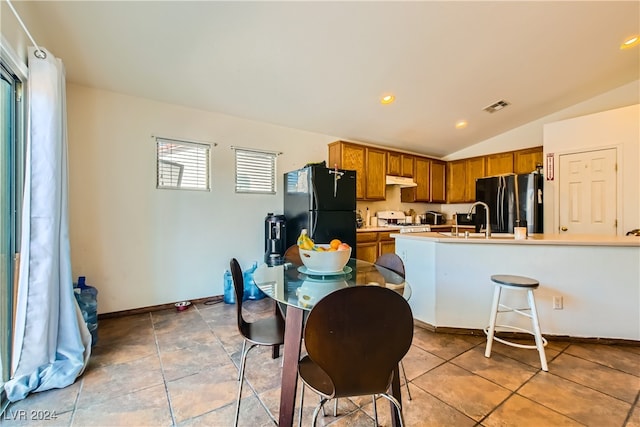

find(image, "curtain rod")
[5,0,46,59]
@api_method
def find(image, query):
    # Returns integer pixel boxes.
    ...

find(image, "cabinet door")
[466,157,486,202]
[514,147,543,174]
[486,152,514,176]
[356,242,378,263]
[379,240,395,256]
[339,143,366,200]
[413,157,431,201]
[447,160,467,203]
[401,155,414,178]
[387,151,401,176]
[430,160,446,202]
[365,148,386,200]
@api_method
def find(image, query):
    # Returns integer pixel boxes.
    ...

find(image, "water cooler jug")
[264,213,286,266]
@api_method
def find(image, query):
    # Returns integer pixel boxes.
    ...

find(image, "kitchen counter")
[357,224,474,233]
[393,232,640,340]
[392,231,640,247]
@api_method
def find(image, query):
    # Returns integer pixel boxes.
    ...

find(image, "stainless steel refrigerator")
[284,165,357,256]
[475,173,544,234]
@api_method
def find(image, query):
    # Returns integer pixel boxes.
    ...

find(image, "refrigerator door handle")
[309,211,318,237]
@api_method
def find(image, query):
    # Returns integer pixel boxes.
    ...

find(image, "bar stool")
[484,274,548,371]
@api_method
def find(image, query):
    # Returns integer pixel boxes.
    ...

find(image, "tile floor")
[4,298,640,427]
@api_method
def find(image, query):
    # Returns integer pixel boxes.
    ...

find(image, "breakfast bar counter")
[392,232,640,341]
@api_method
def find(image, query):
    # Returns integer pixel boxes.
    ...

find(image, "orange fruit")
[329,239,342,250]
[338,243,351,251]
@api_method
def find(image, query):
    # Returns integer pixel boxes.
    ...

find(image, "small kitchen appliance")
[264,213,287,266]
[424,211,445,225]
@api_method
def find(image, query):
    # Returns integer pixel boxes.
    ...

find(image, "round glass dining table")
[253,257,411,427]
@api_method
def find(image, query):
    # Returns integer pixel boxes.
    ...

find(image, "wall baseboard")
[97,295,224,320]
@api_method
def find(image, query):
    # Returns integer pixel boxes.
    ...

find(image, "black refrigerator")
[283,165,357,257]
[475,173,544,234]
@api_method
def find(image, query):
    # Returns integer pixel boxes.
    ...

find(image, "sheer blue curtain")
[4,47,90,402]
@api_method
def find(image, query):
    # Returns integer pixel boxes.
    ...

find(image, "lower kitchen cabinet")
[356,231,395,263]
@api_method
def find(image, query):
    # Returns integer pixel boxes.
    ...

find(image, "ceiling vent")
[483,100,510,113]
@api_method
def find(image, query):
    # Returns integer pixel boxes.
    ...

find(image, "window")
[234,147,279,194]
[156,137,210,191]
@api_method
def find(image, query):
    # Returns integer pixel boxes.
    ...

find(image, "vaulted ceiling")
[21,1,640,157]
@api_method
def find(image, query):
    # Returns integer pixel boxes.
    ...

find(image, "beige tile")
[482,394,583,427]
[411,329,484,360]
[361,383,476,427]
[412,362,511,421]
[402,344,446,381]
[159,339,234,382]
[564,342,640,376]
[452,346,538,391]
[626,403,640,427]
[166,363,242,423]
[549,353,640,403]
[72,384,172,426]
[89,333,158,368]
[488,338,559,370]
[96,313,153,345]
[518,371,631,426]
[178,395,274,427]
[154,324,218,353]
[77,354,164,407]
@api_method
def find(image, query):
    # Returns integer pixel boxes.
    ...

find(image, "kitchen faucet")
[467,201,491,238]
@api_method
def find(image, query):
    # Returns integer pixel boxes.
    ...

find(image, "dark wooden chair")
[297,286,413,426]
[283,244,302,265]
[230,258,285,426]
[375,253,412,400]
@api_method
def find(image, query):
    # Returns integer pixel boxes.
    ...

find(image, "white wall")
[66,84,337,313]
[543,104,640,235]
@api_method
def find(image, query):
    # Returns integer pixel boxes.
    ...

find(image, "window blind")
[156,137,210,191]
[234,148,277,194]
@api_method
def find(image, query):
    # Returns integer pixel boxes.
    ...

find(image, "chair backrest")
[283,245,301,265]
[230,258,247,333]
[374,253,405,278]
[303,286,413,398]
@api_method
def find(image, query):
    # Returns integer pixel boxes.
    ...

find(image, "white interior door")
[558,148,617,235]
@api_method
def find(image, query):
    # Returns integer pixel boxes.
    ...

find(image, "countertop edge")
[391,232,640,247]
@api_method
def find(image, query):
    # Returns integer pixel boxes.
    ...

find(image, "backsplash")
[356,186,472,224]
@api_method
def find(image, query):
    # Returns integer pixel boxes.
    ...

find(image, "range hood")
[385,175,417,188]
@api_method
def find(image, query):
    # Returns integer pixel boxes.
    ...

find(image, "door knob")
[560,226,568,231]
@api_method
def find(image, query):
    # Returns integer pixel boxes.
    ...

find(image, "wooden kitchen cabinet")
[447,156,485,203]
[514,146,543,174]
[401,157,430,202]
[387,151,401,176]
[446,159,467,203]
[328,141,366,199]
[486,152,514,176]
[365,147,386,200]
[329,141,386,200]
[430,160,446,202]
[401,154,414,178]
[356,231,395,263]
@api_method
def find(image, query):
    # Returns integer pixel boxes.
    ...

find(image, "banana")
[297,229,315,250]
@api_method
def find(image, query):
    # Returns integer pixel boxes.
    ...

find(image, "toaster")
[424,211,445,225]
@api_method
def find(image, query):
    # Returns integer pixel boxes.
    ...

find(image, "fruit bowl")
[299,244,351,273]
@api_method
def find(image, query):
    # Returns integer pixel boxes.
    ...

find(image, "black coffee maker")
[264,213,287,266]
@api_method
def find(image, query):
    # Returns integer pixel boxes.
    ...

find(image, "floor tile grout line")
[151,310,179,427]
[622,390,640,427]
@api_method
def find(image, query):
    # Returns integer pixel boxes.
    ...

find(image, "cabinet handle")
[560,226,568,231]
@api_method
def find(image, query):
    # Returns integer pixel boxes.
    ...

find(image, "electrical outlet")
[553,296,563,310]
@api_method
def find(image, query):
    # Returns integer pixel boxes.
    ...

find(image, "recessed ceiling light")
[380,95,395,105]
[455,120,468,129]
[620,35,639,49]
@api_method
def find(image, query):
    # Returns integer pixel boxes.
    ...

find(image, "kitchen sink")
[437,232,515,239]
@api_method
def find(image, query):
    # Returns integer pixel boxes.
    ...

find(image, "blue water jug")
[74,276,98,346]
[223,270,235,304]
[243,262,266,300]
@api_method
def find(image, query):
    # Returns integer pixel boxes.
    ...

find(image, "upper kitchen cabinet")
[387,151,401,176]
[430,160,446,202]
[328,141,386,200]
[514,146,543,174]
[365,147,386,200]
[486,152,514,176]
[328,141,365,199]
[446,156,485,203]
[401,154,415,178]
[401,157,445,202]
